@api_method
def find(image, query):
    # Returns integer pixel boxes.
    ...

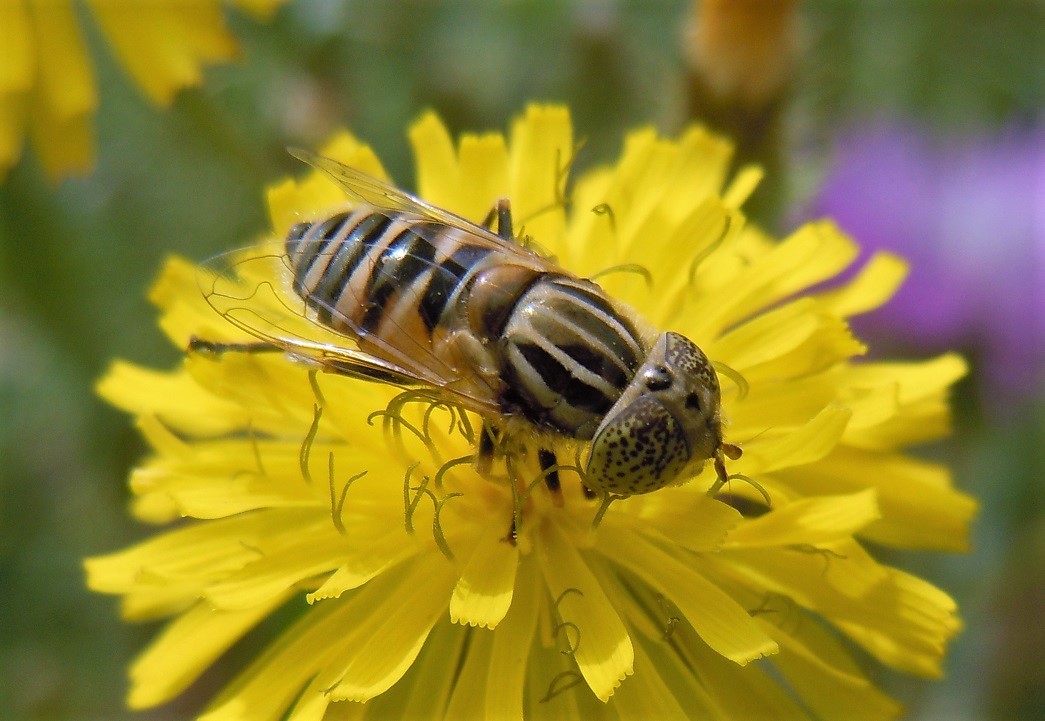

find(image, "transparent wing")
[288,148,568,273]
[196,241,506,417]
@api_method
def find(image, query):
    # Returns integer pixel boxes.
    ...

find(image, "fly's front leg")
[188,337,283,355]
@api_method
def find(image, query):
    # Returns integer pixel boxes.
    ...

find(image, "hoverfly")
[193,150,742,500]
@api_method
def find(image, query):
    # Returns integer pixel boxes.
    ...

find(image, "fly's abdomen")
[500,276,647,437]
[286,209,495,371]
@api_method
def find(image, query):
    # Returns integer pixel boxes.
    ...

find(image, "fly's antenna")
[707,443,771,507]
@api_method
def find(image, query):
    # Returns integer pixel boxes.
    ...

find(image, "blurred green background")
[0,1,1041,719]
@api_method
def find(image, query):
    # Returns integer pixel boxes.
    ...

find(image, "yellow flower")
[86,105,977,719]
[0,0,285,181]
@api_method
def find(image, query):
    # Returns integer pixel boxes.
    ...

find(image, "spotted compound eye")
[644,365,672,392]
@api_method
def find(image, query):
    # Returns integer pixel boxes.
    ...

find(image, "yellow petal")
[816,252,909,318]
[687,220,859,339]
[150,254,259,348]
[85,510,313,595]
[724,490,879,548]
[397,623,469,720]
[25,0,98,184]
[128,594,289,709]
[617,488,742,553]
[28,0,96,118]
[718,549,960,677]
[536,519,633,701]
[321,559,458,701]
[456,131,511,222]
[723,164,763,208]
[781,448,978,551]
[89,0,236,106]
[199,587,363,721]
[119,584,197,623]
[0,94,28,176]
[675,624,809,720]
[0,1,34,93]
[600,526,777,665]
[737,404,852,475]
[26,92,94,179]
[482,559,540,720]
[708,297,865,377]
[128,439,320,520]
[267,132,387,234]
[229,0,287,20]
[408,110,460,208]
[204,531,348,609]
[306,533,418,603]
[763,619,903,721]
[449,522,519,628]
[508,104,571,244]
[442,628,495,719]
[608,639,699,720]
[96,360,249,436]
[727,371,838,436]
[842,354,968,448]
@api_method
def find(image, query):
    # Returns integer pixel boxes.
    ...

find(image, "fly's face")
[585,332,723,495]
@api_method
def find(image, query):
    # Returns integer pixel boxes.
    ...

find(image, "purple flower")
[806,121,1044,414]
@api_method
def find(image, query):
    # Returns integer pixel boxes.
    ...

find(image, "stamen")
[298,404,323,485]
[590,493,625,529]
[520,462,583,503]
[706,448,770,507]
[539,671,584,704]
[687,212,732,284]
[712,361,749,400]
[590,202,616,233]
[401,462,423,534]
[326,452,366,536]
[655,594,682,641]
[307,368,327,407]
[554,621,581,657]
[421,400,455,442]
[455,410,476,444]
[787,544,847,576]
[551,588,584,656]
[247,420,266,477]
[429,491,463,561]
[589,262,653,288]
[432,455,473,492]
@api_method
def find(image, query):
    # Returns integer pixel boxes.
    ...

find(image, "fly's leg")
[188,337,283,355]
[538,448,565,507]
[482,199,515,241]
[476,421,498,475]
[538,449,560,492]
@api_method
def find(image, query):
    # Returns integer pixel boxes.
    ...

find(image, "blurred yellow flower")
[86,105,977,719]
[0,0,285,181]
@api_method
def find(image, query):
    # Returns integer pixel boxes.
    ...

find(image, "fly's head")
[585,332,739,496]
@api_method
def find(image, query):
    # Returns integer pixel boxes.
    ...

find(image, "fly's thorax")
[465,264,546,339]
[585,332,723,495]
[496,276,647,438]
